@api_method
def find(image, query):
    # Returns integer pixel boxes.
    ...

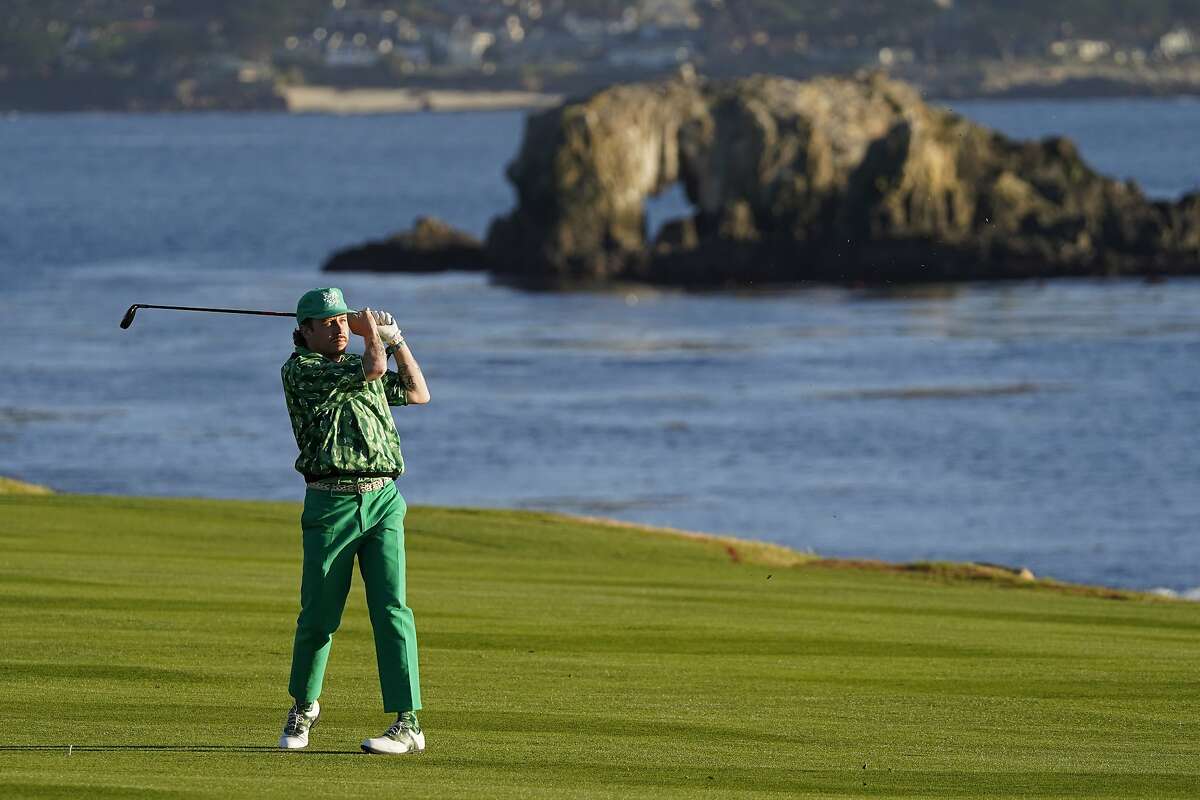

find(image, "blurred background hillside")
[5,0,1200,110]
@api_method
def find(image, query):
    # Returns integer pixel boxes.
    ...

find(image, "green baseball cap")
[296,287,351,323]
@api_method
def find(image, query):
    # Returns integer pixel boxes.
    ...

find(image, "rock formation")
[484,72,1200,286]
[324,216,485,273]
[324,73,1200,286]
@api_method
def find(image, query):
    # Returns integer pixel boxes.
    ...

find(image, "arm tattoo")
[396,361,418,391]
[364,338,385,374]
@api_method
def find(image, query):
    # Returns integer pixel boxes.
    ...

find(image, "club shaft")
[133,304,295,318]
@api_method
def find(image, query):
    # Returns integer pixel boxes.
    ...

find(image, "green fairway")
[0,493,1197,799]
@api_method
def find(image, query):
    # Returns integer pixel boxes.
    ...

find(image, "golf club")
[119,304,301,329]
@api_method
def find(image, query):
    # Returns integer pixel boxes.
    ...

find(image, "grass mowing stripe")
[0,493,1197,798]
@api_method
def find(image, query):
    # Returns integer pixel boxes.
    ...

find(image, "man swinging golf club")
[278,287,431,754]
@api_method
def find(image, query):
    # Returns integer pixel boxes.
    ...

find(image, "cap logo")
[322,289,339,306]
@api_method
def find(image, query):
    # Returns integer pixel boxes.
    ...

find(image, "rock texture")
[484,72,1200,286]
[324,216,485,273]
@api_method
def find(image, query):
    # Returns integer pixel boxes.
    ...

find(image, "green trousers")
[288,480,421,713]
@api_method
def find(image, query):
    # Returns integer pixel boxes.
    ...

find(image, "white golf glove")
[370,309,401,343]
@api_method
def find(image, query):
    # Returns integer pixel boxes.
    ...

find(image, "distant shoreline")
[265,80,1200,114]
[284,83,1200,114]
[5,69,1200,114]
[279,86,563,114]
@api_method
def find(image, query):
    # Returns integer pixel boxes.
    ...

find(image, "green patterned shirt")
[282,345,408,482]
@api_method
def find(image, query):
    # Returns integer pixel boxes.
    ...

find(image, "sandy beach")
[280,85,562,114]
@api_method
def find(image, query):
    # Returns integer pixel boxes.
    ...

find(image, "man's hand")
[370,309,401,343]
[351,308,386,380]
[348,308,378,338]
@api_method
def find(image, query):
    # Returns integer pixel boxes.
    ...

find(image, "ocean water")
[1,99,1198,592]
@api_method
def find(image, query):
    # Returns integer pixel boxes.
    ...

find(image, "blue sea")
[1,98,1198,593]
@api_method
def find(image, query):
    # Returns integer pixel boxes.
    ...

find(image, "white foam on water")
[1147,587,1200,602]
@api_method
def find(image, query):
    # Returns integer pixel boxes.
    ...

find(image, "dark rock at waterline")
[324,216,486,273]
[484,72,1200,286]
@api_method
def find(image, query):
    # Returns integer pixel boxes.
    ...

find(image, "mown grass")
[0,492,1197,799]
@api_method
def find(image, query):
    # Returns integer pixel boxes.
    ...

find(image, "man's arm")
[349,309,387,381]
[388,338,430,404]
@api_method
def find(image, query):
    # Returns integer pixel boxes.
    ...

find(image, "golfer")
[277,287,430,754]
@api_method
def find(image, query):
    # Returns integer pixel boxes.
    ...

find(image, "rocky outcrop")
[485,80,709,282]
[484,72,1200,286]
[324,216,486,273]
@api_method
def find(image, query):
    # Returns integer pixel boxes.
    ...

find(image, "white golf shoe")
[278,699,320,749]
[361,711,425,755]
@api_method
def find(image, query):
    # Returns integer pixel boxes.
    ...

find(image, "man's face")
[303,314,349,358]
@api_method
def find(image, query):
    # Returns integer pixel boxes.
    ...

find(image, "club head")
[119,305,139,329]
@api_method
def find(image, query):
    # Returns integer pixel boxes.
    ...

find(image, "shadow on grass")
[0,744,359,754]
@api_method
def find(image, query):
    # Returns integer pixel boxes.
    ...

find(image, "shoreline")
[279,84,1200,114]
[2,479,1190,602]
[3,84,1200,115]
[278,86,564,115]
[557,512,1194,603]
